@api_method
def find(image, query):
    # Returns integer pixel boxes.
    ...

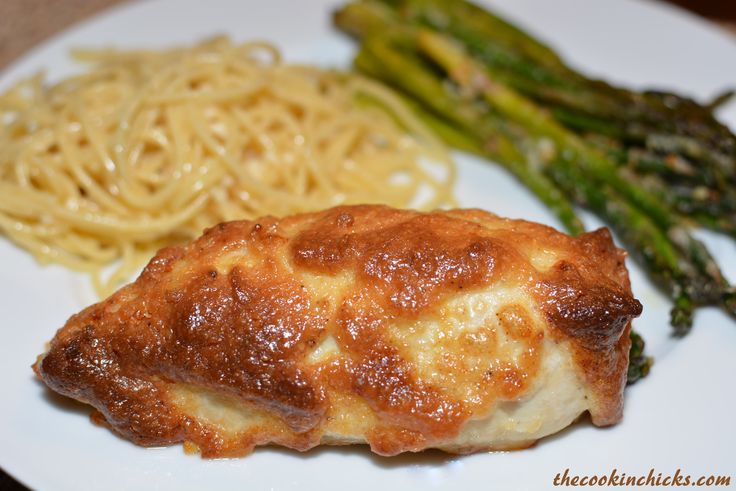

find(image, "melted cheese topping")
[36,205,641,457]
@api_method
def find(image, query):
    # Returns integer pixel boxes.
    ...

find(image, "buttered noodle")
[0,37,456,296]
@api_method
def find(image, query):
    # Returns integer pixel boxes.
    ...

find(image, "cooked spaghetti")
[0,37,456,295]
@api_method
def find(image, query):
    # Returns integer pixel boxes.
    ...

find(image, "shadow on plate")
[35,377,92,417]
[263,414,604,466]
[529,412,598,448]
[264,415,600,466]
[265,443,456,469]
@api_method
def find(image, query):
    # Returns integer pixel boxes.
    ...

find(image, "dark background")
[0,0,734,489]
[668,0,736,20]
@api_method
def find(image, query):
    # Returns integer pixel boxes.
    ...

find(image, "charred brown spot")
[367,426,428,456]
[291,209,503,315]
[540,260,642,350]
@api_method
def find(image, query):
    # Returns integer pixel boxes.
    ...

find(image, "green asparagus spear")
[689,213,736,239]
[628,329,653,384]
[355,36,586,235]
[416,29,731,309]
[337,0,736,183]
[373,0,736,184]
[333,0,398,39]
[706,89,735,111]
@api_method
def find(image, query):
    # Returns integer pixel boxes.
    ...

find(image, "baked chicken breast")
[34,205,642,457]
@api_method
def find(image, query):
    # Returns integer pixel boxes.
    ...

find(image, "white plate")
[1,0,735,489]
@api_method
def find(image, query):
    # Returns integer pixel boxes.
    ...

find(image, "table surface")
[0,0,734,490]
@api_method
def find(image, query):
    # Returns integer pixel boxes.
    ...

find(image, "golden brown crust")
[34,205,641,457]
[536,229,638,425]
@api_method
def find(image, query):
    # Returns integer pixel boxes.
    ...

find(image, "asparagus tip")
[706,88,735,111]
[721,289,736,318]
[670,305,694,337]
[627,330,653,385]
